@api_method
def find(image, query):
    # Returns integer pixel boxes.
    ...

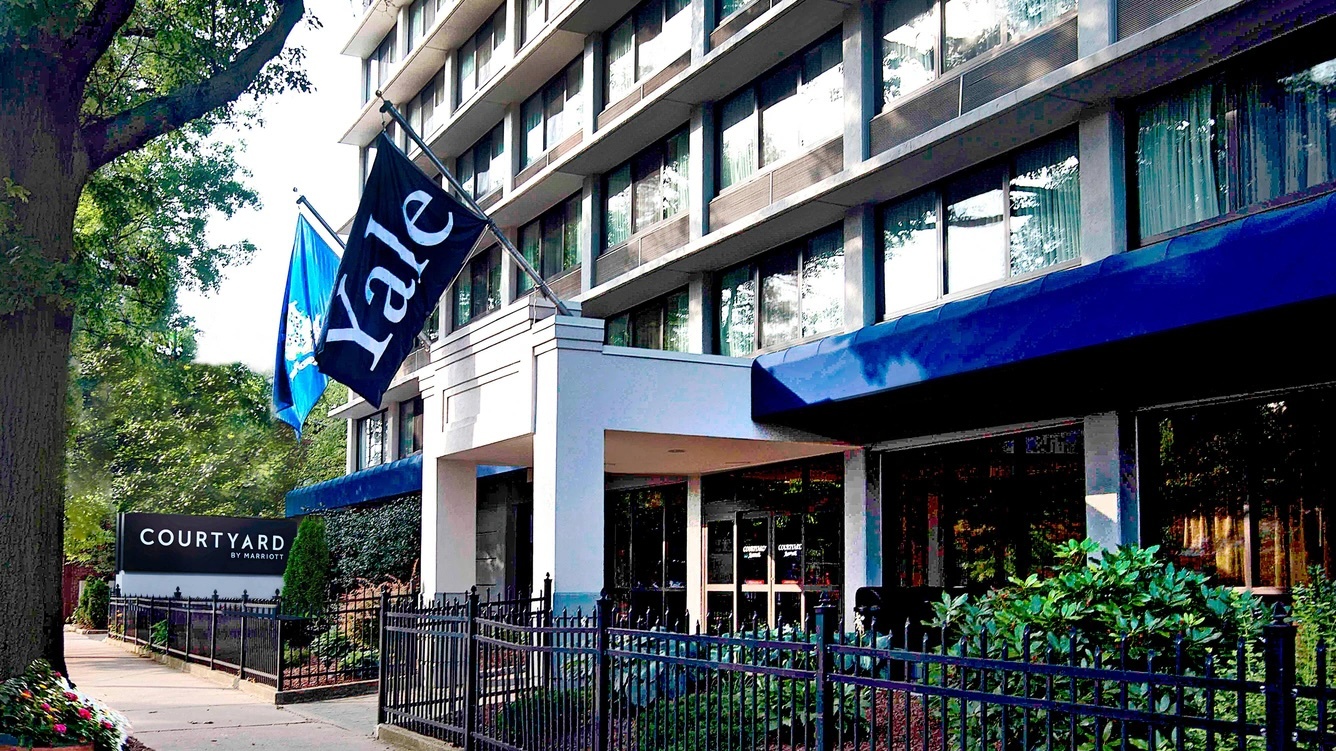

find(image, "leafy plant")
[282,646,311,671]
[150,619,168,648]
[74,579,110,631]
[0,659,129,751]
[320,496,420,594]
[309,628,355,663]
[283,516,332,617]
[494,689,593,749]
[336,649,379,676]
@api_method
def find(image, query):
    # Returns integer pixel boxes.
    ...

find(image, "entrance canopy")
[752,193,1336,440]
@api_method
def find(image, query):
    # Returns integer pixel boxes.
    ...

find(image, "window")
[876,0,1074,109]
[407,0,436,52]
[879,130,1079,316]
[1142,390,1336,591]
[1133,45,1336,242]
[519,194,582,291]
[605,288,689,351]
[457,5,508,105]
[407,69,446,141]
[521,59,585,167]
[363,29,397,104]
[357,411,388,469]
[452,246,503,328]
[398,397,424,457]
[717,226,844,356]
[718,31,843,190]
[717,0,752,19]
[457,123,505,199]
[522,0,546,45]
[603,128,688,249]
[607,485,688,625]
[604,0,692,105]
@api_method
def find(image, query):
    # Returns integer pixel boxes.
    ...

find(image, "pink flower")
[65,691,78,701]
[102,720,114,729]
[41,702,52,712]
[54,723,67,734]
[78,707,92,719]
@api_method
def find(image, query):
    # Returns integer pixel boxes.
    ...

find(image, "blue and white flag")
[273,215,341,436]
[315,133,488,407]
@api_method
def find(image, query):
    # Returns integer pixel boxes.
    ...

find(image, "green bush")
[283,516,331,616]
[150,619,168,647]
[494,689,593,749]
[1292,566,1336,683]
[73,578,109,630]
[282,645,311,670]
[320,495,420,593]
[336,648,378,675]
[309,627,355,663]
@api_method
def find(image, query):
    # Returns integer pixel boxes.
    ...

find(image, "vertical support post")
[1265,614,1297,751]
[239,590,249,683]
[463,588,480,751]
[377,589,390,726]
[275,590,285,693]
[209,590,219,670]
[184,595,192,660]
[542,573,553,689]
[814,599,838,751]
[594,592,612,751]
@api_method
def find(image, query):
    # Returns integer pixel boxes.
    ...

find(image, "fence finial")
[173,586,182,599]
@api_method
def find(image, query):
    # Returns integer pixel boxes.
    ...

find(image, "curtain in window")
[485,249,502,311]
[607,314,631,346]
[457,150,475,197]
[720,91,758,189]
[1237,64,1336,207]
[1136,80,1224,239]
[565,63,586,137]
[605,165,632,248]
[760,251,800,349]
[663,290,690,352]
[882,190,940,313]
[522,97,544,166]
[562,196,582,271]
[633,152,663,232]
[544,84,565,152]
[636,0,665,81]
[1009,131,1080,274]
[542,214,565,278]
[519,223,541,292]
[880,0,937,106]
[632,307,663,349]
[798,36,844,150]
[453,276,471,327]
[801,230,844,338]
[523,0,544,43]
[718,266,755,357]
[662,130,689,219]
[607,21,636,102]
[459,39,477,100]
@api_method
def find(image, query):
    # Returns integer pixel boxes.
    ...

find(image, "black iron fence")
[108,588,416,692]
[380,592,1336,751]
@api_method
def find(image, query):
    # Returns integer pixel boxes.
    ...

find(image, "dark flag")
[315,132,488,406]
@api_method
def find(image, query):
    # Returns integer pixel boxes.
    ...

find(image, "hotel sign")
[116,513,300,576]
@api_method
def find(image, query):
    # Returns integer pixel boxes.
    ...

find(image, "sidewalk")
[65,632,392,751]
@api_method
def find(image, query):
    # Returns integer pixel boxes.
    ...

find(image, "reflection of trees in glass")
[880,1,937,105]
[1009,134,1080,274]
[718,266,756,356]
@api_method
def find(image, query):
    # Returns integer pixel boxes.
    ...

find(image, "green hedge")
[283,516,331,616]
[320,495,419,592]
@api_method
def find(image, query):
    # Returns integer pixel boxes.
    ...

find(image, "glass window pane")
[457,148,475,197]
[606,313,631,346]
[1009,131,1081,274]
[519,222,541,293]
[565,62,586,137]
[458,38,477,100]
[486,248,502,312]
[544,81,565,150]
[1135,80,1226,239]
[632,151,662,232]
[631,305,662,349]
[946,165,1007,292]
[718,265,756,356]
[398,397,423,456]
[522,95,545,166]
[804,510,842,586]
[707,521,734,584]
[661,0,692,68]
[453,277,471,326]
[706,591,733,635]
[523,0,544,43]
[719,0,750,18]
[542,213,565,279]
[881,0,937,107]
[605,164,632,248]
[739,516,768,584]
[562,195,582,271]
[663,290,690,352]
[1235,60,1336,209]
[774,514,802,584]
[631,490,665,590]
[760,250,800,348]
[636,0,665,81]
[801,229,844,338]
[760,65,801,166]
[883,190,940,314]
[720,90,758,189]
[477,21,495,84]
[662,129,689,219]
[798,34,844,150]
[607,19,636,102]
[944,0,1002,70]
[1008,0,1076,39]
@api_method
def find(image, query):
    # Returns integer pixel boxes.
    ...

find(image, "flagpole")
[377,98,574,317]
[294,192,347,251]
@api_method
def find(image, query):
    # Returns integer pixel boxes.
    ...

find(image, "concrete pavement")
[65,632,391,751]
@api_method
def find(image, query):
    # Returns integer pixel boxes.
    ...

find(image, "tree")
[283,515,331,616]
[1,0,309,678]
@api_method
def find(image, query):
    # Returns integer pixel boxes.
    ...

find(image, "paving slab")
[65,633,390,751]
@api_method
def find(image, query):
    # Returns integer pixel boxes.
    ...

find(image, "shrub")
[309,628,355,663]
[282,646,311,670]
[74,578,110,630]
[321,495,420,593]
[1292,566,1336,684]
[283,516,331,616]
[0,659,129,751]
[336,649,378,676]
[150,619,168,648]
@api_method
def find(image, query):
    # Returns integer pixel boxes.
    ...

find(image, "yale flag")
[273,215,341,436]
[315,132,488,407]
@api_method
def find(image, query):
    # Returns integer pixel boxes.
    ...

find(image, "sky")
[178,0,364,372]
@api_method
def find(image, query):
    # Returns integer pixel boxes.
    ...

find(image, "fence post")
[184,595,192,660]
[814,598,837,751]
[240,590,249,683]
[377,589,390,727]
[541,573,553,690]
[209,591,219,670]
[275,589,285,694]
[464,587,480,751]
[1265,612,1297,751]
[594,591,612,751]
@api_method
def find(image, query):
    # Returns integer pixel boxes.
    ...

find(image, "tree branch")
[81,0,305,172]
[66,0,138,82]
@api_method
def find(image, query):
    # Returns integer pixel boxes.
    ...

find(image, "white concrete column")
[689,103,715,241]
[346,419,357,473]
[691,0,717,59]
[499,226,519,305]
[843,205,877,332]
[842,1,876,167]
[1078,0,1117,55]
[1084,412,1139,554]
[1079,107,1128,262]
[843,448,881,623]
[687,271,715,354]
[387,400,403,461]
[686,475,704,628]
[422,458,479,598]
[441,54,458,122]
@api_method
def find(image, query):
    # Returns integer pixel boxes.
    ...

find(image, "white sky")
[178,0,363,372]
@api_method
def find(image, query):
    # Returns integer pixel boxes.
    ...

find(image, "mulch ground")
[124,736,155,751]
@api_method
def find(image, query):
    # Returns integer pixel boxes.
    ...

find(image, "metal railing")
[379,592,1336,751]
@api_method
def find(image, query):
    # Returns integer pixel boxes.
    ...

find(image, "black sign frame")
[116,513,300,576]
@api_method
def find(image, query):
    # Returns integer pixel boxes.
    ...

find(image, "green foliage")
[0,660,129,751]
[335,649,378,676]
[150,620,168,648]
[64,491,116,575]
[282,646,311,671]
[495,689,592,749]
[283,517,331,617]
[73,579,110,631]
[321,495,421,593]
[1292,566,1336,683]
[309,628,354,663]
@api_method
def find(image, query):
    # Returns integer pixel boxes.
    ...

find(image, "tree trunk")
[1,48,89,680]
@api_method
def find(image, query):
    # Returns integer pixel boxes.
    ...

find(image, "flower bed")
[0,661,128,751]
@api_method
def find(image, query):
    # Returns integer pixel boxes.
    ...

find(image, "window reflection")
[607,485,688,626]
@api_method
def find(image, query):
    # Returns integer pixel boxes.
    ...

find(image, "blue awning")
[753,193,1336,428]
[284,457,526,517]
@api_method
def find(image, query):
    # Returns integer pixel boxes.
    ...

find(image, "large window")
[1133,44,1336,242]
[718,226,844,356]
[407,69,446,141]
[363,29,397,104]
[519,194,582,291]
[407,0,435,52]
[605,0,692,105]
[877,0,1074,108]
[398,397,423,457]
[357,411,388,470]
[702,456,843,633]
[605,288,689,352]
[522,0,549,45]
[521,59,585,167]
[717,0,752,20]
[607,485,687,625]
[452,246,503,328]
[883,426,1086,589]
[457,5,508,105]
[603,127,689,249]
[879,130,1079,316]
[1142,390,1336,591]
[718,31,843,190]
[457,123,505,200]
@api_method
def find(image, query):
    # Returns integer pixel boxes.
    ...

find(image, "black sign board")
[116,513,300,576]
